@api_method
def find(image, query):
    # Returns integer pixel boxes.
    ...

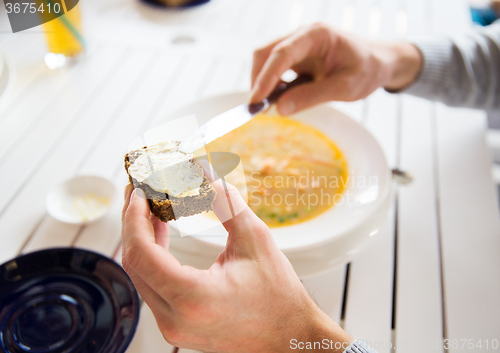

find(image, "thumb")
[198,160,274,256]
[199,159,253,229]
[122,188,155,246]
[276,74,355,115]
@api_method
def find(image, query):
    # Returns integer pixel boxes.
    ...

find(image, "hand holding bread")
[121,161,352,352]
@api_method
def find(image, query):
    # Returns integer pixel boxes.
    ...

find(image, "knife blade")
[178,74,313,153]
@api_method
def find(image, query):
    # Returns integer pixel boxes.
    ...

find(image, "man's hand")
[121,164,351,352]
[250,23,423,115]
[493,0,500,16]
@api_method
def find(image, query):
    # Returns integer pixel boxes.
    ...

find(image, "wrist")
[307,309,352,353]
[292,302,352,353]
[272,293,351,353]
[379,42,423,91]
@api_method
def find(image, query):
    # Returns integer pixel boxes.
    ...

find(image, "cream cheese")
[128,141,203,196]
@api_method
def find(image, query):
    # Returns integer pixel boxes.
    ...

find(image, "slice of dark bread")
[124,144,216,222]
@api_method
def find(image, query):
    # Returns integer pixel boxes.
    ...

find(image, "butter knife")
[178,74,314,153]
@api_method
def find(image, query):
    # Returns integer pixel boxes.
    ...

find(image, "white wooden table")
[1,1,500,352]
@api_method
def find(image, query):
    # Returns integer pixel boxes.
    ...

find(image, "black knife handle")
[248,73,314,114]
[266,73,314,104]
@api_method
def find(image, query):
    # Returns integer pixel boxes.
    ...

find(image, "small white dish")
[46,176,116,224]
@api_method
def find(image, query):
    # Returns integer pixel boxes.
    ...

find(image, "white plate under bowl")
[162,93,392,276]
[46,176,116,224]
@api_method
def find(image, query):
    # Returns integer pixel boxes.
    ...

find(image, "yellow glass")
[40,1,85,68]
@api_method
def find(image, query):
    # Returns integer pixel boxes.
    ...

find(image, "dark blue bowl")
[140,0,211,8]
[0,248,140,353]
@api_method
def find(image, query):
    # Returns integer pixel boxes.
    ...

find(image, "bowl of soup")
[201,113,349,228]
[164,93,392,277]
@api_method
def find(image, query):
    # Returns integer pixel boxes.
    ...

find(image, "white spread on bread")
[128,141,203,196]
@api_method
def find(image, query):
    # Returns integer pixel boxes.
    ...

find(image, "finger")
[276,73,359,115]
[127,268,173,316]
[250,27,322,104]
[122,188,199,298]
[198,160,249,226]
[121,184,140,270]
[122,184,134,222]
[151,214,170,249]
[251,35,288,88]
[125,270,182,340]
[123,188,156,245]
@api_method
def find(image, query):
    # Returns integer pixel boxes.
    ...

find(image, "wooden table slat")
[390,1,446,350]
[22,217,79,253]
[0,44,47,117]
[200,59,246,99]
[405,0,430,37]
[262,0,295,40]
[76,50,185,179]
[377,0,398,40]
[296,0,324,27]
[435,105,500,348]
[323,0,350,28]
[0,45,99,158]
[343,90,399,353]
[432,0,472,35]
[149,55,222,127]
[234,0,270,37]
[338,4,399,349]
[351,0,375,36]
[395,95,444,352]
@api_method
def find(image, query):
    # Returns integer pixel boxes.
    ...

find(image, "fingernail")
[198,159,218,182]
[279,100,296,115]
[248,91,256,103]
[124,184,133,201]
[131,188,145,203]
[198,159,209,168]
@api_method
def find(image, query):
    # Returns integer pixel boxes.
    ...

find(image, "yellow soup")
[204,114,348,227]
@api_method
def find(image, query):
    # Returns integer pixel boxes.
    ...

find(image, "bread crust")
[124,147,216,222]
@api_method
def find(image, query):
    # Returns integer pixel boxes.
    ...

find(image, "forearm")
[384,23,500,110]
